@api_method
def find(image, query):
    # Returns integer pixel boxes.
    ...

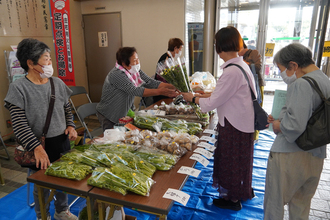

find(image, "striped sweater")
[96,67,161,123]
[6,102,75,152]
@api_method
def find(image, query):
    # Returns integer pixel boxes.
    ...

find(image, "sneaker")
[54,209,78,220]
[37,216,51,220]
[213,198,242,211]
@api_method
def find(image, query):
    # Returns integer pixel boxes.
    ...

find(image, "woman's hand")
[272,120,281,135]
[159,83,180,93]
[65,126,77,141]
[181,92,194,102]
[268,115,281,134]
[159,87,178,97]
[34,145,50,169]
[267,114,275,124]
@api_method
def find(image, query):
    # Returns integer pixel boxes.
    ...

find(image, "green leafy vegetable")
[45,161,92,180]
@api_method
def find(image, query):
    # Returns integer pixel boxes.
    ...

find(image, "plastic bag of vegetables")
[133,147,180,171]
[87,164,155,196]
[106,149,156,178]
[60,149,84,163]
[45,161,92,180]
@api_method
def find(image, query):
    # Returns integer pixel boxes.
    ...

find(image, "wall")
[80,0,185,78]
[80,0,185,108]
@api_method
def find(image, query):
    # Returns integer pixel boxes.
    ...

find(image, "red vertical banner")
[49,0,75,86]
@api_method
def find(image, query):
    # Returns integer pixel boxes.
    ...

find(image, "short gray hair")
[273,43,315,69]
[16,38,51,72]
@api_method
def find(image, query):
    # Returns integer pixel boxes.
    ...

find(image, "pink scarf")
[115,62,144,87]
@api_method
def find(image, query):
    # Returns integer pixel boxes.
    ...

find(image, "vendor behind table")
[96,47,178,131]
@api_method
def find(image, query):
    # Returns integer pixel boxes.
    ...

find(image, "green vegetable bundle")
[186,122,203,135]
[161,120,189,133]
[134,115,190,133]
[133,147,180,171]
[133,116,162,131]
[81,150,104,167]
[60,149,84,163]
[45,161,92,180]
[106,149,156,178]
[73,144,100,152]
[87,164,155,196]
[95,143,139,152]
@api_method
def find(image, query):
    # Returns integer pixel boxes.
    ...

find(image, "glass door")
[215,0,325,81]
[215,0,261,78]
[265,0,317,79]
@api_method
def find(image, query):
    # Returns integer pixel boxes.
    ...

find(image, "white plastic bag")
[191,71,216,93]
[103,128,125,142]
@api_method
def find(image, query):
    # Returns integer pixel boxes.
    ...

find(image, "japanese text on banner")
[49,0,75,86]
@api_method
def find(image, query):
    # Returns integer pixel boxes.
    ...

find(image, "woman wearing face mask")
[96,47,177,131]
[153,38,184,103]
[264,43,330,219]
[4,38,78,220]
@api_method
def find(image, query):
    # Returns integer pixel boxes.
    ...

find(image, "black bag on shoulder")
[295,76,330,150]
[225,64,268,130]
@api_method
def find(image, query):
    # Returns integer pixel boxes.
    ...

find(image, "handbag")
[14,77,55,166]
[225,63,268,130]
[250,63,262,104]
[295,76,330,150]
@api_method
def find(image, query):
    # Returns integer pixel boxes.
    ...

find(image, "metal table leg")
[0,132,10,160]
[0,162,5,185]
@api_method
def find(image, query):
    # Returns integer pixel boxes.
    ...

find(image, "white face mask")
[36,64,54,78]
[280,68,297,85]
[129,63,140,74]
[174,50,182,60]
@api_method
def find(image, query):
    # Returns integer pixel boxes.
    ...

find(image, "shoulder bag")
[14,77,56,166]
[225,63,268,130]
[295,76,330,150]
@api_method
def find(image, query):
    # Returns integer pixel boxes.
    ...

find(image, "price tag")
[193,148,213,159]
[189,153,209,167]
[163,188,190,206]
[203,129,218,135]
[200,136,217,144]
[177,166,201,178]
[197,142,216,152]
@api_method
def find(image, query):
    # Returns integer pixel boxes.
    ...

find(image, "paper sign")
[200,136,217,144]
[177,166,201,178]
[189,153,209,167]
[197,142,216,152]
[10,45,18,52]
[203,129,218,135]
[194,148,213,159]
[265,43,275,57]
[323,41,330,57]
[163,188,190,206]
[98,31,108,47]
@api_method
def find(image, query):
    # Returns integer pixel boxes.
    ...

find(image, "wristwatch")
[192,96,196,104]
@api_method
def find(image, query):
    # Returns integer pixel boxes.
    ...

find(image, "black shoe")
[251,188,255,198]
[213,198,242,211]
